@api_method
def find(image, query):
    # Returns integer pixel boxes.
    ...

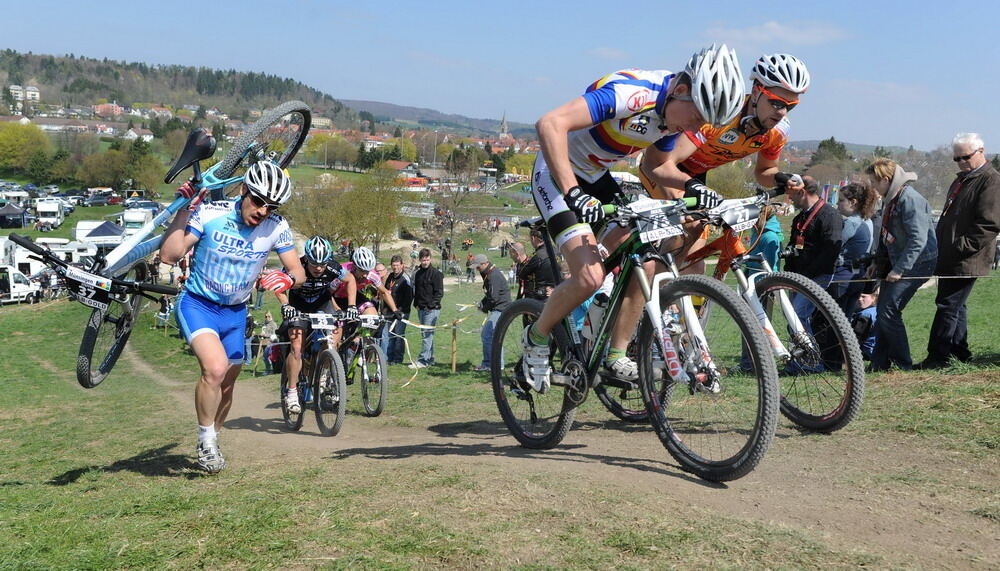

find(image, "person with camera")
[829,182,879,316]
[864,158,938,371]
[512,232,555,301]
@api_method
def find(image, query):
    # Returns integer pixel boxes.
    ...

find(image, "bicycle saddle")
[164,128,217,183]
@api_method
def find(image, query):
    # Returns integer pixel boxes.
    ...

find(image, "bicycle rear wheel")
[755,272,865,432]
[76,263,147,389]
[490,298,577,449]
[360,341,389,417]
[313,349,347,436]
[638,274,779,482]
[215,101,311,190]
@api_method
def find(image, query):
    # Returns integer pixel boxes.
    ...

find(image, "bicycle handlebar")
[9,233,52,258]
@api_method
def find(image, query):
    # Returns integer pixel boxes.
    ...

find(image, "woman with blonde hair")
[864,158,937,371]
[830,181,880,315]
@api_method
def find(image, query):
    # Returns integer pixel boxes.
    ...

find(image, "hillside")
[788,139,913,155]
[341,99,535,138]
[0,49,356,124]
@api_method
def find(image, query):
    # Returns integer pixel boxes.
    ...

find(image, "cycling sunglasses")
[953,148,982,162]
[246,191,281,212]
[757,84,799,111]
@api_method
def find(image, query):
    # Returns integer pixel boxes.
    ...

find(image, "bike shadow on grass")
[44,443,206,484]
[329,428,723,488]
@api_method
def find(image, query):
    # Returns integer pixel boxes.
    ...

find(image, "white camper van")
[0,264,41,304]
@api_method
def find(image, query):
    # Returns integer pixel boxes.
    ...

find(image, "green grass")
[1,265,998,567]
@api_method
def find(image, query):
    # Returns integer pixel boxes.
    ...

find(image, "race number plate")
[63,266,112,311]
[359,316,380,330]
[720,204,762,233]
[637,212,684,244]
[304,313,338,330]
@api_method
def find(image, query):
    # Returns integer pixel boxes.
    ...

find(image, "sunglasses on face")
[757,84,799,111]
[953,148,982,162]
[246,192,280,212]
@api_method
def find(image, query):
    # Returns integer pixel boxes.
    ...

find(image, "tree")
[25,150,52,183]
[808,136,850,166]
[77,149,129,189]
[393,126,403,138]
[0,122,51,171]
[505,153,535,176]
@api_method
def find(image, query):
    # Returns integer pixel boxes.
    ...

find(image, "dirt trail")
[125,347,998,568]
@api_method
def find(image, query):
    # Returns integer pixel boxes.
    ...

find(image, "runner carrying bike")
[330,247,401,349]
[160,162,305,474]
[275,236,345,414]
[639,53,812,271]
[523,44,745,391]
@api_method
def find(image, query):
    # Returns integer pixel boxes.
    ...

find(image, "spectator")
[259,311,278,375]
[829,182,879,315]
[919,133,1000,369]
[244,313,257,366]
[156,295,174,328]
[411,248,444,368]
[168,265,176,285]
[864,158,938,371]
[409,242,419,269]
[784,175,842,331]
[178,254,189,278]
[465,253,476,283]
[850,288,879,361]
[374,261,390,353]
[745,205,784,273]
[472,254,511,371]
[516,230,556,300]
[383,255,414,365]
[151,254,161,284]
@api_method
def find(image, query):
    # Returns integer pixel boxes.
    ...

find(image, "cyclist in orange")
[639,53,811,270]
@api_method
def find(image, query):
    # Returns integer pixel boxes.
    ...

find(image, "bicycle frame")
[100,164,246,277]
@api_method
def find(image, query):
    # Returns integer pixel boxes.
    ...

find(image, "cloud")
[586,47,628,60]
[705,21,846,46]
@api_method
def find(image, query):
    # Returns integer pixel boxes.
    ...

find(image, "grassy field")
[0,260,997,567]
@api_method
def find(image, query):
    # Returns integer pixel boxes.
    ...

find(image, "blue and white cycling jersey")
[185,199,295,305]
[567,69,683,183]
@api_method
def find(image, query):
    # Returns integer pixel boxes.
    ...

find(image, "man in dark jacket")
[784,175,842,333]
[411,248,444,368]
[920,133,1000,368]
[382,255,414,364]
[513,230,556,300]
[472,254,511,371]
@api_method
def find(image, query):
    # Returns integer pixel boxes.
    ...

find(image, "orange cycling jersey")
[680,108,789,175]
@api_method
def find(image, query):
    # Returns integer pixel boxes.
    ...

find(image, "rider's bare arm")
[277,249,306,288]
[753,155,781,188]
[536,97,598,193]
[159,210,199,265]
[344,273,358,306]
[640,135,700,199]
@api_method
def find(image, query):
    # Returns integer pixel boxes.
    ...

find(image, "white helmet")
[683,44,745,127]
[750,54,810,94]
[244,161,291,205]
[352,246,377,271]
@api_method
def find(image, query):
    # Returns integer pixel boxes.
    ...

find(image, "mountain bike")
[280,312,348,436]
[339,314,390,417]
[681,191,865,432]
[491,195,780,481]
[9,100,311,388]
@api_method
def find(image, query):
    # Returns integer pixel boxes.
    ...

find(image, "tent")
[0,203,27,229]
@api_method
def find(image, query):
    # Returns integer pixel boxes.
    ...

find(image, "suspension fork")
[732,266,792,361]
[640,255,698,383]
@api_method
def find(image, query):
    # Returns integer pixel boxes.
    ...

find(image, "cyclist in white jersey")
[160,162,305,473]
[523,45,745,391]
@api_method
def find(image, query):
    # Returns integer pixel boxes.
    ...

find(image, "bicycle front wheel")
[76,263,147,389]
[755,272,865,432]
[360,341,389,417]
[490,298,577,449]
[313,349,347,436]
[638,274,779,482]
[215,101,311,184]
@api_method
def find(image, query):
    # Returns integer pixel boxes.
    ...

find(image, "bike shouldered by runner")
[275,236,345,414]
[523,44,746,391]
[160,161,305,474]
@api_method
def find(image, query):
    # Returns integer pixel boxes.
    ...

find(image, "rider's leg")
[191,332,233,429]
[285,328,304,389]
[532,231,605,336]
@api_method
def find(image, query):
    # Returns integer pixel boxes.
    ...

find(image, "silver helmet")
[750,53,810,94]
[683,44,746,127]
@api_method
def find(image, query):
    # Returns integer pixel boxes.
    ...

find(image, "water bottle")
[581,293,610,340]
[302,382,313,404]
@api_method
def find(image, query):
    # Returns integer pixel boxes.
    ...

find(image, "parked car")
[83,195,109,207]
[128,200,162,214]
[107,196,124,205]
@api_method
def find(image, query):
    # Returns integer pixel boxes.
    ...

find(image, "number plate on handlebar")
[637,213,684,244]
[63,266,113,311]
[719,204,761,233]
[359,316,381,329]
[303,313,338,330]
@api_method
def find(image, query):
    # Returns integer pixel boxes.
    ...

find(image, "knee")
[576,266,606,294]
[201,363,230,385]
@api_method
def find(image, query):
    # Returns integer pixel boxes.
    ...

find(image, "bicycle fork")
[733,263,815,364]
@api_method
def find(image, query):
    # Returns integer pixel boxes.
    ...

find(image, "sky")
[5,0,1000,151]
